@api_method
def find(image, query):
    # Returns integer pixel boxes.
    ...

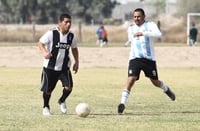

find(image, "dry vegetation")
[0,16,196,44]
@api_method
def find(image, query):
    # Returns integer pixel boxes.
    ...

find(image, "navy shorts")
[128,58,158,80]
[40,67,73,93]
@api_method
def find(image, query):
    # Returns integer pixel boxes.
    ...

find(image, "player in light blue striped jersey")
[118,8,175,114]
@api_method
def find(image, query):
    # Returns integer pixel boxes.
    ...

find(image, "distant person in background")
[117,8,175,114]
[100,26,108,47]
[189,22,198,46]
[157,20,161,42]
[96,25,103,45]
[157,20,161,31]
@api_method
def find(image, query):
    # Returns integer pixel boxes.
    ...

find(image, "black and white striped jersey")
[39,27,77,71]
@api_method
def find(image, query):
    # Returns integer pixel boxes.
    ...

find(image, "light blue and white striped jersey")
[128,21,161,61]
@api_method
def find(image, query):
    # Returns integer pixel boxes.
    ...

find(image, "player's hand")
[73,62,79,74]
[134,32,143,38]
[44,52,52,59]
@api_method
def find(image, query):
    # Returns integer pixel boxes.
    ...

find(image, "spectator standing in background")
[100,26,108,47]
[157,20,161,42]
[189,22,198,46]
[96,25,103,45]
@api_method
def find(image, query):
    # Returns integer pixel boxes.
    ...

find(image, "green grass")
[0,67,200,131]
[1,42,198,47]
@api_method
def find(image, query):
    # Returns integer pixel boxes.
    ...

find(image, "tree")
[0,0,117,24]
[154,0,165,15]
[68,0,117,24]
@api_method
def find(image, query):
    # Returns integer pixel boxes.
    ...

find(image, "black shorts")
[40,67,73,93]
[128,58,158,80]
[102,37,108,42]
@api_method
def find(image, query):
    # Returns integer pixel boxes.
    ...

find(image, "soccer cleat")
[58,100,67,114]
[118,103,125,114]
[43,107,51,116]
[165,88,176,101]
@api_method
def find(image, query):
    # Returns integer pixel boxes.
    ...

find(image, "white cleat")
[60,102,67,114]
[43,107,51,116]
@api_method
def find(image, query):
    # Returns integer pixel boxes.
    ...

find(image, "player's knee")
[151,80,160,87]
[127,77,136,87]
[64,86,73,91]
[44,91,52,95]
[153,83,160,87]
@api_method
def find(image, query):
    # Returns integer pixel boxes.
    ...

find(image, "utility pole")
[165,0,169,14]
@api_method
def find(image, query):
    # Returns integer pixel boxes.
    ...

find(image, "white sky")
[115,0,136,4]
[116,0,176,4]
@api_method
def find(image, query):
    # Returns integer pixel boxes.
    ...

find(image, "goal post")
[187,13,200,45]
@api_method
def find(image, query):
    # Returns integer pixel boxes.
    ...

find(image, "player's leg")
[104,38,108,47]
[143,60,175,101]
[189,39,194,46]
[100,39,104,47]
[118,59,140,114]
[58,70,73,113]
[96,36,101,45]
[150,79,175,101]
[193,40,197,46]
[40,68,59,115]
[118,76,137,114]
[121,76,136,103]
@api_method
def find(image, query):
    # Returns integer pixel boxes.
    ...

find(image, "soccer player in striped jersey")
[118,8,175,114]
[38,13,79,116]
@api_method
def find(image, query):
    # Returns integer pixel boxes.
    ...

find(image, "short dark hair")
[59,13,71,21]
[192,22,195,27]
[134,8,145,17]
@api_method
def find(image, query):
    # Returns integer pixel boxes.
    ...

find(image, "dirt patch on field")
[0,46,200,68]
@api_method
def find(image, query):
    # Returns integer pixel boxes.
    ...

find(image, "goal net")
[187,13,200,45]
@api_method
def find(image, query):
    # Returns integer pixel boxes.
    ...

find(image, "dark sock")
[43,92,51,108]
[59,88,72,103]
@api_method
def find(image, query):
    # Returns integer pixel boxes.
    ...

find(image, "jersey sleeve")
[143,22,162,38]
[39,30,52,45]
[71,35,78,48]
[127,26,133,42]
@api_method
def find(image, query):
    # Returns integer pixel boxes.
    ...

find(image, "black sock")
[43,92,51,108]
[59,88,72,103]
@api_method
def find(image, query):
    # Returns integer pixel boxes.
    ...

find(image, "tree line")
[0,0,117,24]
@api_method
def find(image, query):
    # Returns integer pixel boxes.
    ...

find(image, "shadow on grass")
[91,110,200,116]
[47,110,200,117]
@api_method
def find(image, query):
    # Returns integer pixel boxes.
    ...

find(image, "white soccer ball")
[75,103,91,117]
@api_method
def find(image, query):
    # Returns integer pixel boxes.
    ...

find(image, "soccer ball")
[75,103,91,117]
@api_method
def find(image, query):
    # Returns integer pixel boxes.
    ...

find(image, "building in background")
[112,0,177,22]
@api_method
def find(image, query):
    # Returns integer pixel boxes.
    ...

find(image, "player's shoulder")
[68,31,75,37]
[146,21,157,25]
[128,23,135,29]
[129,23,134,27]
[48,27,58,32]
[68,30,74,34]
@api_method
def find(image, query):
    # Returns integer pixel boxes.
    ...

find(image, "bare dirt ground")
[0,46,200,68]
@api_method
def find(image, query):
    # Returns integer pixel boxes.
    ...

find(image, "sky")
[116,0,176,4]
[116,0,137,4]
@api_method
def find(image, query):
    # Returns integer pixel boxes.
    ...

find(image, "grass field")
[0,67,200,131]
[1,41,200,48]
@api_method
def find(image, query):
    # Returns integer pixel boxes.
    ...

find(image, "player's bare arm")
[38,42,52,59]
[71,48,79,74]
